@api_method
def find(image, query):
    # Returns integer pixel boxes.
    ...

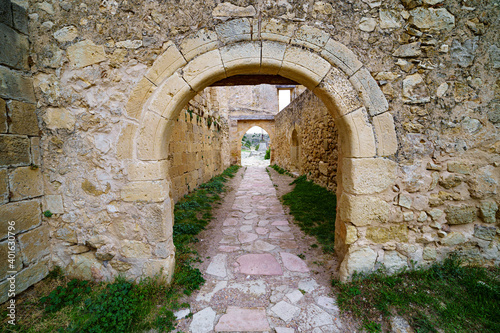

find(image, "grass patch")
[1,165,240,333]
[281,174,336,253]
[334,255,500,333]
[270,164,295,177]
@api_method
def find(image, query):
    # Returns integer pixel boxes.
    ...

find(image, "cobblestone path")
[183,166,344,333]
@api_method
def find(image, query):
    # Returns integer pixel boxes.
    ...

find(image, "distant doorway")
[241,126,271,167]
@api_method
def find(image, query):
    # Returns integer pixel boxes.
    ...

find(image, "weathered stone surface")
[215,307,269,332]
[440,232,466,246]
[373,112,398,156]
[403,74,430,104]
[366,225,408,243]
[271,301,301,323]
[291,25,330,51]
[398,194,412,209]
[339,247,377,279]
[7,100,38,135]
[212,3,256,17]
[489,45,500,69]
[0,168,7,204]
[66,252,104,280]
[0,22,29,70]
[0,134,30,166]
[236,253,283,275]
[0,65,35,103]
[445,205,477,225]
[14,259,49,297]
[280,252,309,272]
[0,200,41,239]
[121,181,168,202]
[9,166,43,201]
[346,225,358,244]
[393,42,421,58]
[336,107,376,158]
[350,67,389,116]
[382,251,408,274]
[18,225,50,265]
[359,17,376,32]
[390,315,413,333]
[450,38,478,68]
[120,240,151,258]
[473,225,497,241]
[0,97,6,133]
[67,40,107,68]
[379,9,401,29]
[479,201,498,224]
[409,7,455,31]
[53,25,78,42]
[339,193,390,226]
[43,107,76,131]
[116,40,142,49]
[206,253,227,278]
[190,307,216,333]
[439,174,462,189]
[466,166,498,199]
[447,162,470,175]
[0,239,22,280]
[215,18,251,44]
[321,39,363,76]
[342,158,397,195]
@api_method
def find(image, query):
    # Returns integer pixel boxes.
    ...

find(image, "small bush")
[264,148,270,159]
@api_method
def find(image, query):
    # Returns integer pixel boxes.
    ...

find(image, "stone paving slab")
[215,307,270,332]
[236,253,283,275]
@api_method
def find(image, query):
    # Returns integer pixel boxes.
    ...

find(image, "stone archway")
[120,18,398,281]
[229,117,275,165]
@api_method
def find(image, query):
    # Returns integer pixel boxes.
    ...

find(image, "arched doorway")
[121,18,398,281]
[241,126,271,167]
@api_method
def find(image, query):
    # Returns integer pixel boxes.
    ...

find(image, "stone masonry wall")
[5,0,497,287]
[169,90,230,202]
[274,89,339,192]
[0,0,48,304]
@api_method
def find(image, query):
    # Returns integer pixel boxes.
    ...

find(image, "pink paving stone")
[218,246,240,253]
[238,232,258,243]
[281,252,310,273]
[269,232,294,240]
[215,307,270,332]
[236,253,283,275]
[271,220,289,226]
[255,227,269,235]
[223,218,238,226]
[279,240,298,249]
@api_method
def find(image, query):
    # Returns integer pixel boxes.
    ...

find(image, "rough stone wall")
[274,90,339,192]
[169,91,230,202]
[3,0,496,288]
[212,84,279,116]
[0,0,48,304]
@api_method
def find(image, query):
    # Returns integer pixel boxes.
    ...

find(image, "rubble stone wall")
[0,0,495,292]
[0,0,48,304]
[274,90,339,192]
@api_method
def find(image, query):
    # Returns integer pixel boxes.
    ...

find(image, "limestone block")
[393,42,421,58]
[116,40,142,49]
[445,205,477,225]
[125,77,155,120]
[423,247,437,260]
[182,49,226,91]
[121,240,151,258]
[321,39,363,76]
[121,181,169,202]
[0,134,30,166]
[409,7,455,31]
[345,225,358,245]
[54,225,77,244]
[180,29,219,62]
[359,17,377,32]
[9,166,43,201]
[220,41,261,76]
[0,22,29,70]
[136,112,165,161]
[66,252,104,280]
[116,123,137,160]
[366,225,408,243]
[148,73,195,119]
[379,9,401,29]
[479,201,498,224]
[0,239,23,280]
[254,18,296,43]
[212,3,256,18]
[440,232,465,246]
[0,200,41,239]
[146,42,186,85]
[142,256,175,283]
[402,73,430,104]
[279,46,331,89]
[30,137,40,165]
[466,166,497,199]
[382,251,408,274]
[44,195,64,214]
[313,66,362,118]
[473,225,496,241]
[128,160,168,181]
[0,168,7,204]
[339,193,390,226]
[0,97,6,133]
[349,67,389,116]
[0,65,35,103]
[215,18,251,44]
[291,25,330,52]
[53,25,78,43]
[110,259,132,272]
[7,100,38,135]
[261,41,286,75]
[336,107,376,158]
[339,247,377,280]
[372,112,398,156]
[67,40,107,68]
[447,162,470,175]
[342,157,397,195]
[18,225,50,265]
[12,259,49,298]
[43,107,76,131]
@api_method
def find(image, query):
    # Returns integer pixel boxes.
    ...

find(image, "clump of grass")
[1,166,241,333]
[282,175,336,252]
[270,164,295,177]
[334,255,500,333]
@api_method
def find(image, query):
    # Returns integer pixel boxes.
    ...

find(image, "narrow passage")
[183,166,345,333]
